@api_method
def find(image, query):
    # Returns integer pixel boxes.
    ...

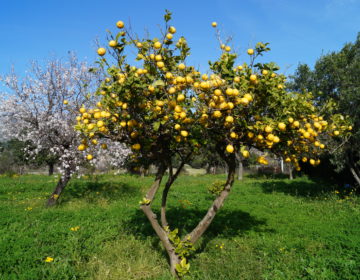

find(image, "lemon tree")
[76,11,349,278]
[289,35,358,185]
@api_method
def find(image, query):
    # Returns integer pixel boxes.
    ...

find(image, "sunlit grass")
[0,174,359,279]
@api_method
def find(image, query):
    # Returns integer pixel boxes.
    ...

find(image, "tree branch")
[185,152,236,244]
[347,152,360,186]
[161,153,191,227]
[329,135,350,154]
[139,160,162,197]
[140,161,181,277]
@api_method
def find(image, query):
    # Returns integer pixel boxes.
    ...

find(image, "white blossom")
[0,54,130,179]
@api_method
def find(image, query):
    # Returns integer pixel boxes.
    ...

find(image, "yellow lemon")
[178,63,186,70]
[97,47,106,56]
[226,144,234,153]
[132,143,141,150]
[154,41,162,49]
[242,150,250,158]
[109,40,117,47]
[78,144,86,151]
[278,122,286,131]
[116,21,125,28]
[180,130,188,137]
[169,26,176,34]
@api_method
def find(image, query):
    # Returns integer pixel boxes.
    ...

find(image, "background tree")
[77,12,349,278]
[289,33,359,185]
[189,144,225,173]
[0,139,30,174]
[0,139,58,175]
[0,54,130,206]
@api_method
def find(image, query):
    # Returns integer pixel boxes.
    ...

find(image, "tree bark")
[347,152,360,186]
[48,163,54,176]
[349,166,360,185]
[211,166,216,174]
[161,165,174,228]
[289,164,293,180]
[238,161,243,180]
[206,163,211,174]
[19,166,24,175]
[161,158,188,227]
[186,154,236,244]
[206,163,216,174]
[141,201,180,277]
[353,165,360,178]
[140,163,181,278]
[235,152,243,180]
[140,166,145,178]
[46,169,72,207]
[141,151,239,277]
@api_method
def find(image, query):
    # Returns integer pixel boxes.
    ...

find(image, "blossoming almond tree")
[0,54,130,206]
[76,12,351,277]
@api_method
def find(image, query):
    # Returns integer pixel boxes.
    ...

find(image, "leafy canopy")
[76,13,349,172]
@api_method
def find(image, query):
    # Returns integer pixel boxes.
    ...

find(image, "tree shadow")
[258,177,337,197]
[124,206,273,255]
[60,178,140,203]
[246,173,290,180]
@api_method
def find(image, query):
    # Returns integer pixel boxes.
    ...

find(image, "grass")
[0,173,359,279]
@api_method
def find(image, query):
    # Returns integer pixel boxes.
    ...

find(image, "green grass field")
[0,173,359,279]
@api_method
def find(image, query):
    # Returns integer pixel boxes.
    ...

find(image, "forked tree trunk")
[141,153,237,278]
[46,169,72,207]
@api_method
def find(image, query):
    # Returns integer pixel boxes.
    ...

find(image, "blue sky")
[1,0,359,78]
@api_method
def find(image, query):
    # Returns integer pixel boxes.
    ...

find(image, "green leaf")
[153,80,165,87]
[153,122,160,131]
[115,32,123,42]
[164,10,172,22]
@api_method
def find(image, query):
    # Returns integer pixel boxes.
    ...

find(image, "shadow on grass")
[60,177,140,203]
[124,206,273,255]
[258,177,336,197]
[246,173,290,180]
